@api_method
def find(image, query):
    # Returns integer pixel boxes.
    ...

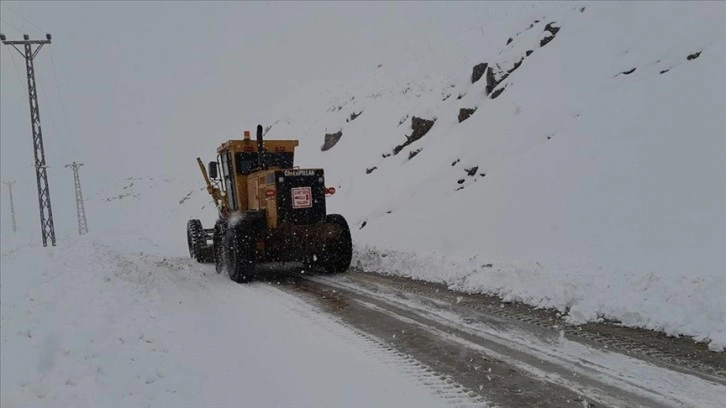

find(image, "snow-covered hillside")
[256,2,726,350]
[2,1,724,354]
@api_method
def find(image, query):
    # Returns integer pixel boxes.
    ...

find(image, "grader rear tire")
[319,214,352,274]
[213,220,227,274]
[225,214,264,283]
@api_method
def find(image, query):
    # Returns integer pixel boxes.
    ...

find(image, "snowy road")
[2,232,725,408]
[273,271,726,408]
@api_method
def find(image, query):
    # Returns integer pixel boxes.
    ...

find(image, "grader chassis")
[187,125,352,282]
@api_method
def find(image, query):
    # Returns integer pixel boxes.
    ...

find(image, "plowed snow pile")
[260,2,726,350]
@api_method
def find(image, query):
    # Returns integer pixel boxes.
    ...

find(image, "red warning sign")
[291,187,312,209]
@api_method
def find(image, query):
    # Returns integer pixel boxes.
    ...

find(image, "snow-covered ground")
[0,231,474,408]
[2,2,725,405]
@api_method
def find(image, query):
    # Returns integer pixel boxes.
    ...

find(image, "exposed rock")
[471,63,489,83]
[506,37,513,45]
[687,51,702,61]
[457,93,465,100]
[408,148,422,160]
[544,22,560,36]
[382,153,391,158]
[458,108,477,123]
[359,221,367,230]
[457,179,466,184]
[347,111,362,122]
[485,67,498,95]
[540,34,554,47]
[321,130,343,151]
[365,166,377,174]
[451,159,460,166]
[393,117,436,155]
[619,68,636,75]
[526,50,534,57]
[465,166,479,176]
[490,85,507,99]
[659,69,670,75]
[540,22,560,47]
[508,57,524,74]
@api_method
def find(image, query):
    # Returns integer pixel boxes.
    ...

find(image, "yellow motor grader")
[187,125,352,282]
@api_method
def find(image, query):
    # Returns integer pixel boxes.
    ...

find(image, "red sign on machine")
[291,187,312,209]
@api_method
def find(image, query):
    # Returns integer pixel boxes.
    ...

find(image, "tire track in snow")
[254,282,487,408]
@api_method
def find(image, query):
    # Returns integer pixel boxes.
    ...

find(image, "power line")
[0,3,45,34]
[0,16,24,35]
[49,47,79,160]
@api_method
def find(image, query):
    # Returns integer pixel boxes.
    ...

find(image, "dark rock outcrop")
[392,117,436,155]
[408,148,422,160]
[540,22,560,47]
[347,111,362,122]
[321,130,343,151]
[490,85,507,99]
[471,63,489,84]
[458,108,477,123]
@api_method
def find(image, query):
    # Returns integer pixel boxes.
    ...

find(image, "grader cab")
[186,125,352,282]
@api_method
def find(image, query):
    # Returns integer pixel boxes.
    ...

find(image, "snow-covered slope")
[256,3,726,350]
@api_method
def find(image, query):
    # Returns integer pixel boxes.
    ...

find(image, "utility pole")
[3,180,17,233]
[65,162,88,236]
[1,33,57,246]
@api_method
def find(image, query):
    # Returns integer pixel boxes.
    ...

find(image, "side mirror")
[208,162,218,179]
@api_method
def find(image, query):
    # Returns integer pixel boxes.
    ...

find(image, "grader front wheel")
[186,219,204,260]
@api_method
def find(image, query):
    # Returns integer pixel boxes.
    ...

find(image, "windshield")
[235,152,294,174]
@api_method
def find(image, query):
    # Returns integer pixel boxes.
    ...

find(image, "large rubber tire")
[187,219,204,259]
[225,215,264,283]
[319,214,352,274]
[213,219,227,274]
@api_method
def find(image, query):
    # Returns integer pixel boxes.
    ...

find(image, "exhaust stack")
[256,124,266,169]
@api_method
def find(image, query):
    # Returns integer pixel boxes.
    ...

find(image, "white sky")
[0,0,534,239]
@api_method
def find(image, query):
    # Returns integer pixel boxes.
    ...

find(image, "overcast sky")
[0,1,529,239]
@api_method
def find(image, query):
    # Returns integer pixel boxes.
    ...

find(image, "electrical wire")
[49,47,79,161]
[0,2,45,35]
[0,16,25,35]
[1,2,81,164]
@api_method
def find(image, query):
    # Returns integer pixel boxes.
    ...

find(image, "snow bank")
[354,244,726,352]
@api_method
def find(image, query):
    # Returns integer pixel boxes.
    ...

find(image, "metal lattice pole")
[65,162,88,236]
[3,180,17,233]
[1,33,56,246]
